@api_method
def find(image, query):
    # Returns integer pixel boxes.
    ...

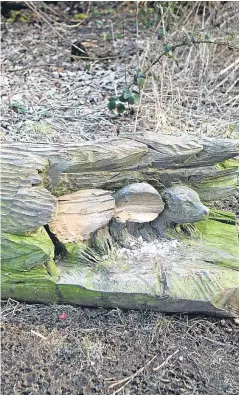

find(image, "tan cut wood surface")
[49,189,115,242]
[114,182,164,222]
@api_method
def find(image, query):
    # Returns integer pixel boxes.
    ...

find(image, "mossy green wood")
[1,230,55,272]
[1,210,239,316]
[1,227,60,303]
[1,137,239,314]
[195,211,239,270]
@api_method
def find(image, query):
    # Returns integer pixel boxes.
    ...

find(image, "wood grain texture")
[114,182,164,222]
[2,134,238,185]
[133,132,239,168]
[49,189,115,242]
[1,139,148,187]
[1,135,238,237]
[1,148,57,234]
[51,160,238,201]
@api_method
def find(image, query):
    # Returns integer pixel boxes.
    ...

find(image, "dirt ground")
[1,301,239,395]
[1,2,239,394]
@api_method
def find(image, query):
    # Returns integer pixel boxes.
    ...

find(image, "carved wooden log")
[1,135,239,316]
[134,132,239,168]
[1,135,238,201]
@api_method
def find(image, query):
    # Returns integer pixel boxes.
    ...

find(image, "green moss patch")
[195,209,239,270]
[1,231,54,271]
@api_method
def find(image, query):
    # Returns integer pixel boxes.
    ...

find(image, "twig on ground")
[108,353,158,394]
[1,298,20,319]
[153,349,179,371]
[30,330,48,340]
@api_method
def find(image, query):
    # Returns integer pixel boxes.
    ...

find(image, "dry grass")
[1,1,239,143]
[136,1,239,138]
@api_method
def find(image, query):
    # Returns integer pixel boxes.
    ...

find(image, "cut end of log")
[114,182,164,223]
[49,189,115,242]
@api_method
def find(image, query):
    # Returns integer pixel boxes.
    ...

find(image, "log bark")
[134,132,239,168]
[1,135,238,196]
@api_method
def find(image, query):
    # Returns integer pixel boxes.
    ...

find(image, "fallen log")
[1,134,239,316]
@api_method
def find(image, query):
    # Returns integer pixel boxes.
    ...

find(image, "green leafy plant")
[107,69,145,114]
[107,32,237,115]
[11,102,28,114]
[7,10,30,23]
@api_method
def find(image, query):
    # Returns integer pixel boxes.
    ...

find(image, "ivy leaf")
[134,69,145,85]
[123,90,131,100]
[127,95,135,105]
[116,103,125,114]
[108,96,119,101]
[163,43,172,54]
[107,100,116,111]
[136,76,146,87]
[118,94,128,103]
[132,93,140,104]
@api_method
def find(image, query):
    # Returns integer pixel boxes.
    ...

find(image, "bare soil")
[1,301,239,395]
[1,2,239,394]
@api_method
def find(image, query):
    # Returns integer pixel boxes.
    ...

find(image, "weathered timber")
[213,287,239,317]
[49,189,115,242]
[1,135,239,316]
[1,149,57,234]
[109,184,210,246]
[2,210,239,316]
[114,182,164,222]
[1,135,238,195]
[1,139,148,187]
[133,132,239,168]
[50,158,238,201]
[1,228,55,272]
[151,185,209,236]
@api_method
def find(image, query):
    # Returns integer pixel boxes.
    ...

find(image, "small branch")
[144,40,239,74]
[31,330,47,340]
[153,349,179,371]
[108,353,158,394]
[108,350,179,394]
